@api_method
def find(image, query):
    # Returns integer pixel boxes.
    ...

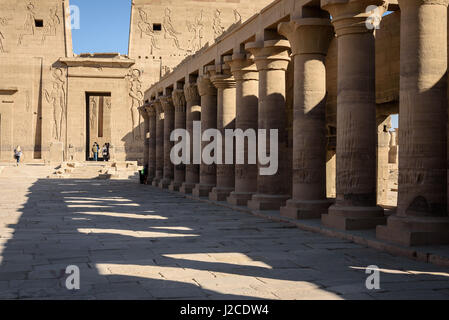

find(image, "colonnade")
[140,0,449,247]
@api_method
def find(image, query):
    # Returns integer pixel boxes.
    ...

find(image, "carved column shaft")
[377,0,449,246]
[321,0,386,230]
[169,89,187,191]
[139,106,150,167]
[208,63,237,201]
[159,95,175,188]
[152,100,164,186]
[278,18,334,219]
[180,83,201,194]
[246,40,292,211]
[193,75,218,197]
[147,105,157,183]
[225,53,259,206]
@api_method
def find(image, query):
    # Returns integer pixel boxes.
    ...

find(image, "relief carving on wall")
[18,2,37,46]
[44,68,66,142]
[41,5,60,44]
[163,8,183,50]
[137,8,160,54]
[127,69,144,141]
[0,17,9,53]
[234,9,242,23]
[213,9,224,38]
[187,10,204,53]
[89,97,97,132]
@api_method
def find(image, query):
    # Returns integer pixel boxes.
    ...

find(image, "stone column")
[169,89,187,191]
[193,75,218,197]
[245,40,291,210]
[138,106,150,167]
[225,53,259,206]
[180,82,201,194]
[146,104,156,184]
[278,18,334,219]
[159,95,175,189]
[320,0,386,230]
[152,99,164,187]
[377,0,449,246]
[208,63,237,201]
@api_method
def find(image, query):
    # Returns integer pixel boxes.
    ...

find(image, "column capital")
[184,83,200,103]
[172,89,186,113]
[197,75,217,97]
[321,0,388,36]
[138,106,148,118]
[153,99,163,114]
[145,104,156,117]
[245,39,291,71]
[207,64,236,89]
[224,53,259,82]
[160,95,174,114]
[278,18,334,56]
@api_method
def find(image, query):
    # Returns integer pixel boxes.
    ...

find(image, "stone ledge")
[149,187,449,268]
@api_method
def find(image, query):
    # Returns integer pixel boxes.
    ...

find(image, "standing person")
[102,144,109,162]
[92,143,99,161]
[14,146,23,166]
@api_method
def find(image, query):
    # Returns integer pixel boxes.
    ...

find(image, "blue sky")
[71,0,131,55]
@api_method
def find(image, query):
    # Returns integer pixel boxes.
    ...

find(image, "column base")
[180,182,196,194]
[227,192,255,206]
[146,176,155,185]
[209,187,234,202]
[158,179,171,189]
[168,181,183,192]
[247,194,290,211]
[322,205,386,230]
[192,184,215,198]
[280,199,334,220]
[152,177,162,187]
[377,215,449,246]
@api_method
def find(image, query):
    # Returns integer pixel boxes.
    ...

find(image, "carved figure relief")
[163,8,182,50]
[127,69,144,141]
[137,8,159,54]
[0,17,9,53]
[213,9,224,38]
[45,68,66,142]
[187,10,204,53]
[89,97,97,132]
[234,9,242,23]
[41,5,60,44]
[18,2,37,46]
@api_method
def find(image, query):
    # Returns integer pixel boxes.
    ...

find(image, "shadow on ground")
[0,177,449,300]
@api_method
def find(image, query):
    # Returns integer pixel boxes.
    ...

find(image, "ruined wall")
[0,0,72,163]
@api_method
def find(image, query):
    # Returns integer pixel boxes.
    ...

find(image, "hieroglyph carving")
[213,9,224,38]
[163,8,183,50]
[127,69,144,141]
[89,97,97,132]
[41,5,60,43]
[137,8,160,54]
[0,17,9,53]
[234,9,242,23]
[187,10,204,53]
[18,2,37,46]
[45,68,66,142]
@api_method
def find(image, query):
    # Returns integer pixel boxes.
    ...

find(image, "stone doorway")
[85,93,112,161]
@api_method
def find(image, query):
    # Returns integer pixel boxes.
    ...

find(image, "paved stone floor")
[0,165,449,300]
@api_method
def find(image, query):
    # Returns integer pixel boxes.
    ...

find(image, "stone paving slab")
[0,166,448,299]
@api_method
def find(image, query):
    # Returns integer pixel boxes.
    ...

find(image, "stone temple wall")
[0,0,72,163]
